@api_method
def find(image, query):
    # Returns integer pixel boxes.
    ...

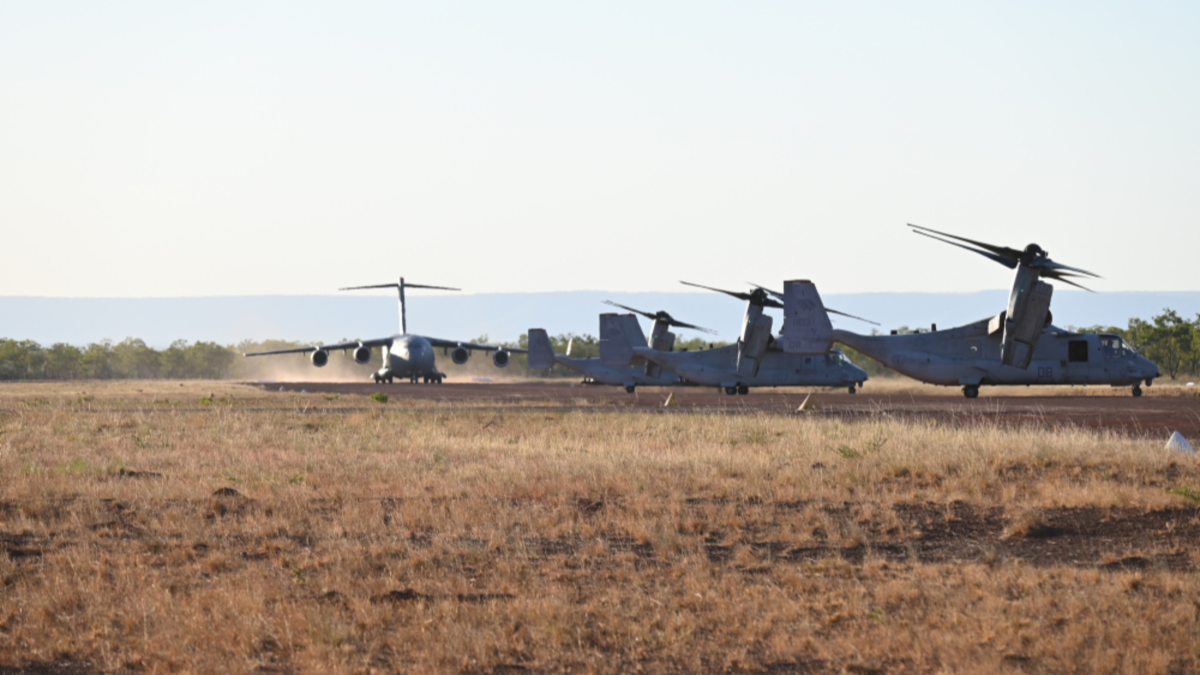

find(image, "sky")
[2,2,1198,298]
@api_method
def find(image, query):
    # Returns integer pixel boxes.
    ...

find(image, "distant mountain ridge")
[3,291,1199,348]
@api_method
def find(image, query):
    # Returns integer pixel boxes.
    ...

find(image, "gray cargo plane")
[527,302,716,392]
[616,281,870,395]
[243,277,523,384]
[778,229,1162,397]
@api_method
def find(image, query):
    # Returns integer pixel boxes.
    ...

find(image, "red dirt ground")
[250,381,1200,439]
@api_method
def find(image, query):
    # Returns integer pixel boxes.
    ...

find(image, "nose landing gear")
[1132,385,1143,397]
[962,385,980,399]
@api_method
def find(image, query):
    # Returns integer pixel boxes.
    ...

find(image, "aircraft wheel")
[1132,386,1143,397]
[963,385,980,399]
[724,386,738,396]
[625,385,636,394]
[372,374,381,384]
[737,385,749,395]
[386,375,394,384]
[436,376,443,384]
[848,385,856,395]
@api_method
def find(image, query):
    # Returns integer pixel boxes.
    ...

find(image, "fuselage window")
[1068,340,1089,363]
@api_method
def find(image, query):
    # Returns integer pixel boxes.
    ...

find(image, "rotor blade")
[403,283,461,291]
[604,300,718,333]
[911,230,1018,269]
[668,320,718,335]
[339,283,399,291]
[1041,271,1096,292]
[1033,259,1101,279]
[680,280,752,302]
[751,281,877,325]
[748,282,783,300]
[825,308,880,326]
[908,224,1024,260]
[602,300,658,320]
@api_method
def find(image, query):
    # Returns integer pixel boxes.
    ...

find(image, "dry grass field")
[2,381,1199,674]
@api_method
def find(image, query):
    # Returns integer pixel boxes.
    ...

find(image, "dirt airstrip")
[256,380,1200,439]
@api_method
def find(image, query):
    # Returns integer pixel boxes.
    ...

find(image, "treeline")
[0,338,236,380]
[6,308,1197,381]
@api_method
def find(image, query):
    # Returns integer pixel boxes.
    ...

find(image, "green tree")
[112,338,161,379]
[0,339,44,380]
[80,341,115,379]
[44,343,83,380]
[1143,309,1192,379]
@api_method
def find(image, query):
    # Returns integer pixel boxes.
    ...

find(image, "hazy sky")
[3,2,1197,298]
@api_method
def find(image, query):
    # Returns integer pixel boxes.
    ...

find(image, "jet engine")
[492,349,510,367]
[452,345,471,364]
[353,345,372,364]
[310,349,329,367]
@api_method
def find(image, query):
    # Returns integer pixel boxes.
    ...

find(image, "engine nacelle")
[353,345,372,364]
[310,349,329,368]
[492,349,510,367]
[451,346,470,364]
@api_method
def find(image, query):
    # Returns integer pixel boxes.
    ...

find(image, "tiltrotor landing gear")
[625,385,636,393]
[724,386,737,396]
[848,385,857,395]
[1132,386,1143,397]
[962,385,980,399]
[724,386,749,395]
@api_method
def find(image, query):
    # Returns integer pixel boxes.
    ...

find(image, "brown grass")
[1,382,1198,673]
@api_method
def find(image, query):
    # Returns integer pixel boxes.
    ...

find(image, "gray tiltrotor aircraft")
[527,302,716,392]
[617,280,871,395]
[780,228,1161,397]
[243,277,523,384]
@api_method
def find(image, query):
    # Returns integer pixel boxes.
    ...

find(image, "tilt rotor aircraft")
[244,277,524,384]
[618,281,873,395]
[526,301,717,392]
[781,226,1161,398]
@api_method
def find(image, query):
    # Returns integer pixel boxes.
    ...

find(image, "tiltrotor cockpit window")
[1100,336,1133,358]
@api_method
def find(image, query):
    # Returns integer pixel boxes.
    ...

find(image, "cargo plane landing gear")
[962,385,980,399]
[1132,385,1143,397]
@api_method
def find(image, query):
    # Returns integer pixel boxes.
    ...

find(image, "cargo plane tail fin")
[527,329,557,369]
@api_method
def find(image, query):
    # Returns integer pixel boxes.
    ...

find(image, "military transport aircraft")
[777,229,1162,397]
[616,281,871,395]
[526,302,715,391]
[243,277,523,384]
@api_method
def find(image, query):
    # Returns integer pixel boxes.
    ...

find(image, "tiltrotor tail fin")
[781,280,833,354]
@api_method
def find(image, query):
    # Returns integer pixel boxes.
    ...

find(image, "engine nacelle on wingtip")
[353,345,372,364]
[493,349,510,367]
[310,349,329,367]
[451,346,471,364]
